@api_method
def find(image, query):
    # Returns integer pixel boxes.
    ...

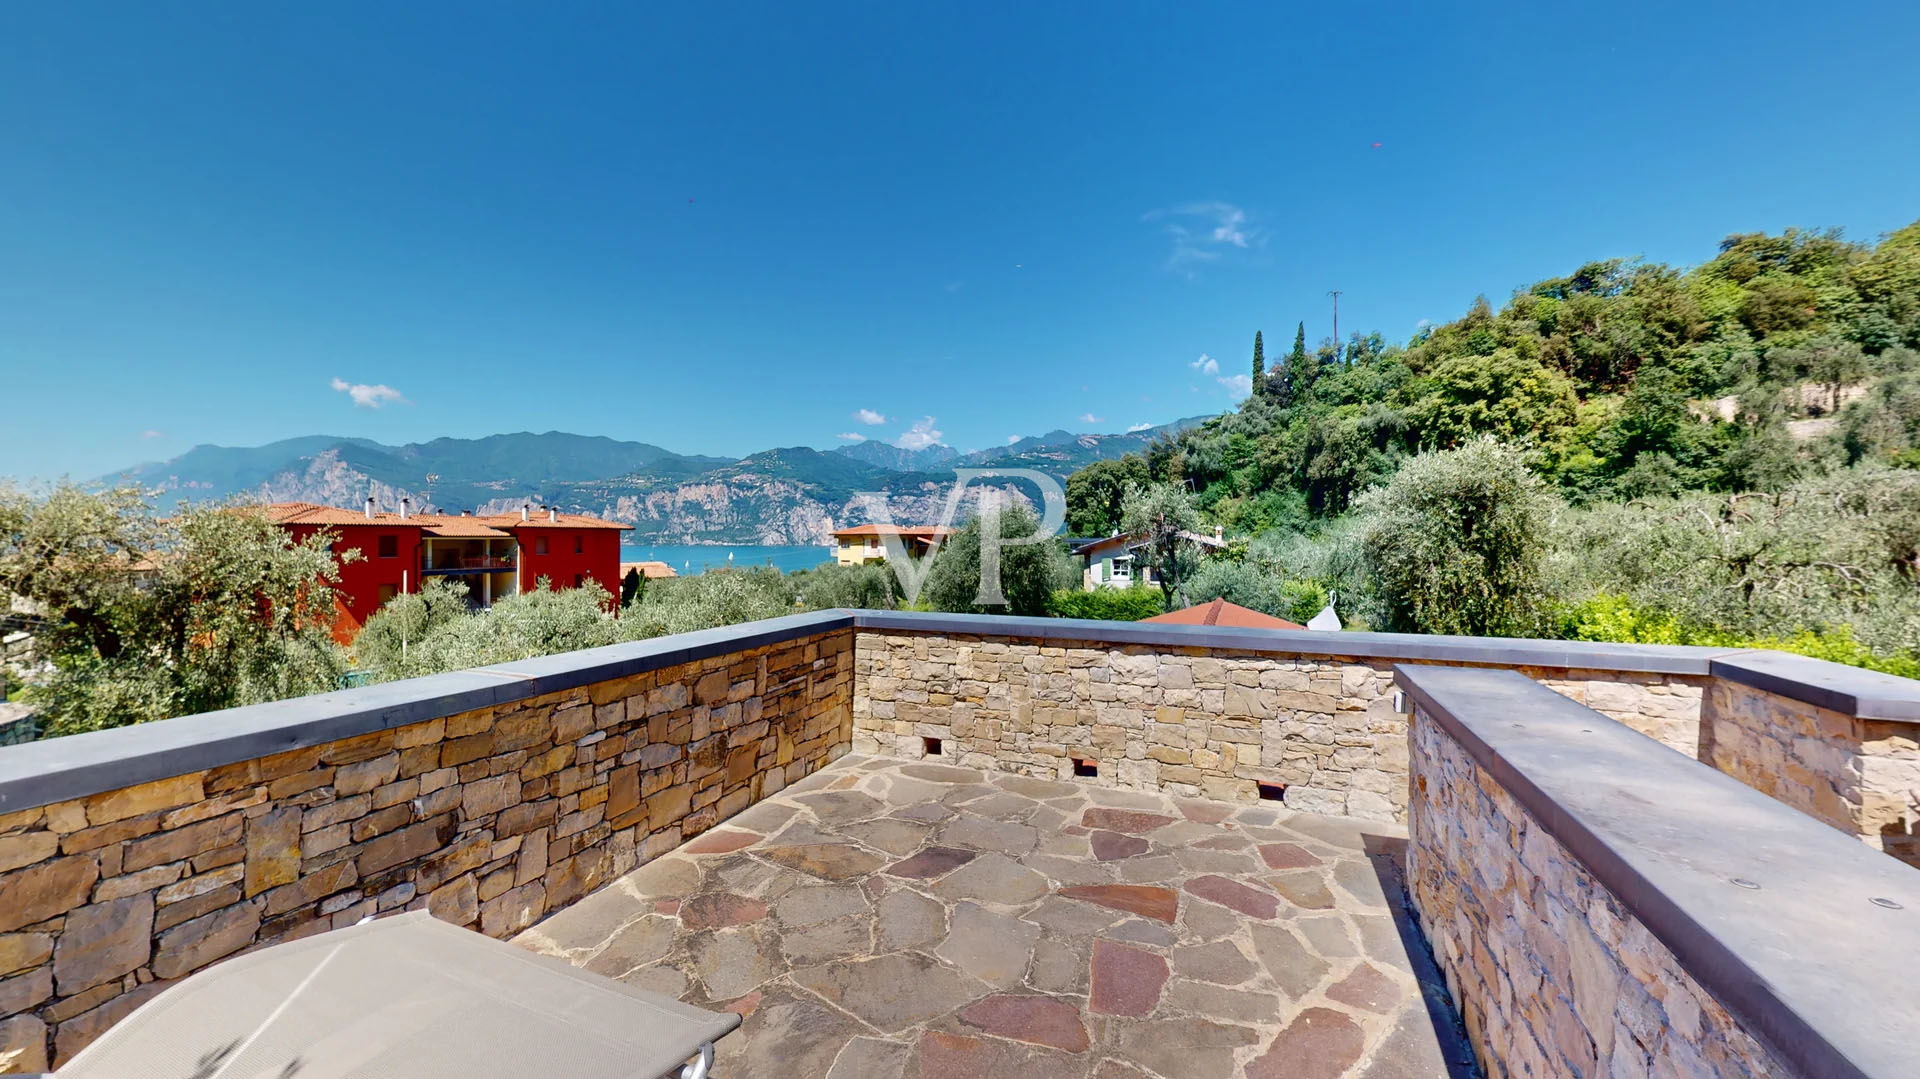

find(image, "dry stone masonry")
[853,630,1708,823]
[0,631,850,1070]
[2,611,1917,1076]
[1702,679,1920,868]
[1406,707,1786,1077]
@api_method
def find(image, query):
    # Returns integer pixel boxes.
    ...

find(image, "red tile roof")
[620,561,678,579]
[262,502,627,532]
[1141,598,1305,630]
[419,518,513,538]
[478,512,632,530]
[830,524,955,538]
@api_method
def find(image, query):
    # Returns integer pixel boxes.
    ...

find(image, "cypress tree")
[1251,330,1264,386]
[1288,322,1307,368]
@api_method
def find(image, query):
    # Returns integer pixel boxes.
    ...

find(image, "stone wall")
[0,631,851,1071]
[1702,680,1920,868]
[1405,704,1792,1078]
[851,630,1708,823]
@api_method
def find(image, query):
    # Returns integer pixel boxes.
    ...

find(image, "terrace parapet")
[1398,664,1920,1079]
[0,610,1916,1070]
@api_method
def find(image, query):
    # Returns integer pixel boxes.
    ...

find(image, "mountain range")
[109,419,1209,544]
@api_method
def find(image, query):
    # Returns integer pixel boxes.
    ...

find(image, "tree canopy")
[0,485,349,734]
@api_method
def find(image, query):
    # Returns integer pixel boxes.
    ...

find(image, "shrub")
[1047,586,1165,621]
[1183,560,1325,625]
[1560,594,1920,678]
[1356,439,1556,636]
[787,561,897,611]
[621,567,795,638]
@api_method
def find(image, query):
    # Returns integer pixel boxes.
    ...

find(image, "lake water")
[621,544,832,576]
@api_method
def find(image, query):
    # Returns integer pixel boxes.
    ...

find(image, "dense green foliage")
[356,562,903,682]
[921,505,1079,617]
[1065,456,1149,537]
[1150,223,1920,532]
[1047,585,1165,622]
[1548,467,1920,661]
[0,484,348,734]
[1356,441,1554,636]
[1067,221,1920,666]
[1560,595,1920,680]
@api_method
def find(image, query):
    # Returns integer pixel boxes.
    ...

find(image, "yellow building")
[829,524,953,565]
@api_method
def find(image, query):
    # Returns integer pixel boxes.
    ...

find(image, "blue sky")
[4,3,1918,480]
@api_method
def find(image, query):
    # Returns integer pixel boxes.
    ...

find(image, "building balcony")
[0,612,1916,1075]
[422,556,517,574]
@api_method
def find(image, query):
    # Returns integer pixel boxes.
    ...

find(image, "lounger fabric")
[55,911,740,1078]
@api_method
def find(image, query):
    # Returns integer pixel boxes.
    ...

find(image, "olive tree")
[1355,440,1556,636]
[1119,481,1205,608]
[921,505,1077,617]
[0,484,348,734]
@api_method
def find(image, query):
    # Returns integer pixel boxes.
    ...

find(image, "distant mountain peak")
[102,415,1214,545]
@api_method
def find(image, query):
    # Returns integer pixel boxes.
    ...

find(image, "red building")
[267,500,631,643]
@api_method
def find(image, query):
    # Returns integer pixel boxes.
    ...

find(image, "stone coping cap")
[1709,649,1920,722]
[850,612,1920,721]
[0,610,852,816]
[4,608,1916,817]
[848,610,1736,674]
[1393,663,1920,1079]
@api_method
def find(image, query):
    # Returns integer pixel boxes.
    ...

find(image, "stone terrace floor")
[518,756,1476,1078]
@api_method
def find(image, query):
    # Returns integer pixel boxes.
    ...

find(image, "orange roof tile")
[1141,598,1304,630]
[621,561,678,579]
[830,524,955,538]
[477,512,632,530]
[261,502,628,532]
[419,517,513,538]
[263,502,425,528]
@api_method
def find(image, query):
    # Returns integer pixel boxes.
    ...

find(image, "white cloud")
[1079,413,1102,425]
[1189,354,1219,375]
[330,377,408,409]
[1127,422,1152,433]
[139,429,164,440]
[853,408,887,426]
[895,416,944,450]
[836,432,865,442]
[1143,202,1267,271]
[1216,374,1253,399]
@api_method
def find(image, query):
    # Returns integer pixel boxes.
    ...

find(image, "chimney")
[521,504,531,522]
[399,498,410,520]
[549,506,558,523]
[364,496,375,520]
[1214,525,1224,542]
[461,509,471,517]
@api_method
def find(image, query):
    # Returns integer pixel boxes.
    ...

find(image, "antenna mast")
[1327,290,1342,360]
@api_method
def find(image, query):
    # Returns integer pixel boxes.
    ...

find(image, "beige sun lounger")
[46,911,740,1079]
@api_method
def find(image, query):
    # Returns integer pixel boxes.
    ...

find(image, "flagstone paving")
[518,755,1477,1078]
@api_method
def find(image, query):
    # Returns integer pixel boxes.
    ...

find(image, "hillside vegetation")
[1069,222,1920,669]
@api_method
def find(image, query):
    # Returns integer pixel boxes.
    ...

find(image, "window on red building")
[574,535,583,554]
[536,536,548,555]
[573,573,584,587]
[377,535,398,558]
[377,584,397,606]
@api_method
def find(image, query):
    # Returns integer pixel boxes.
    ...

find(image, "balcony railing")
[423,555,516,572]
